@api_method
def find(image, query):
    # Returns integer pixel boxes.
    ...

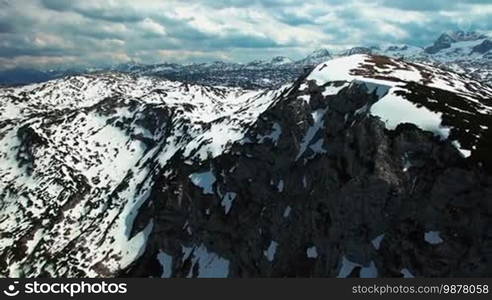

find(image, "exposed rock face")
[129,57,492,278]
[343,47,374,56]
[296,48,333,66]
[1,55,491,278]
[425,30,488,54]
[473,40,492,55]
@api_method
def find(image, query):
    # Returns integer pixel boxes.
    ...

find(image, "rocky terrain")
[1,53,492,278]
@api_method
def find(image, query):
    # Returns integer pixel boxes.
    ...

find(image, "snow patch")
[401,268,415,278]
[371,234,385,250]
[258,122,282,145]
[307,55,366,84]
[306,246,318,258]
[322,83,350,96]
[157,250,173,278]
[189,171,216,195]
[452,140,472,158]
[181,244,230,278]
[296,109,327,160]
[221,192,237,215]
[264,240,278,262]
[277,180,284,192]
[370,89,451,140]
[424,231,444,245]
[283,206,292,218]
[309,138,327,154]
[299,94,311,104]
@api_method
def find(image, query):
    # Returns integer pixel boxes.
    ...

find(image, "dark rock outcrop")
[128,79,492,278]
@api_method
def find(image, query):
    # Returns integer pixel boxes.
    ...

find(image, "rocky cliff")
[1,54,491,278]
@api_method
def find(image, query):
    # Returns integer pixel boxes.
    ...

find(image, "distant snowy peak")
[426,38,491,63]
[308,48,332,59]
[425,30,489,54]
[377,44,424,59]
[270,56,293,65]
[297,48,332,65]
[338,45,425,59]
[341,47,374,56]
[442,30,488,43]
[471,39,492,55]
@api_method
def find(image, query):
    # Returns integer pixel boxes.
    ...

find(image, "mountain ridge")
[1,54,492,277]
[2,30,491,88]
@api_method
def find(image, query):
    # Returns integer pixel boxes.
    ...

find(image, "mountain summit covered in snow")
[2,31,491,89]
[1,53,492,278]
[425,30,488,54]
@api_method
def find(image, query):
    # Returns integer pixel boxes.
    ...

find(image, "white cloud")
[139,18,167,36]
[0,0,490,69]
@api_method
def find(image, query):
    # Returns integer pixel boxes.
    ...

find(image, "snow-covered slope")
[0,73,287,277]
[425,30,488,55]
[306,54,492,156]
[296,48,333,66]
[1,54,492,278]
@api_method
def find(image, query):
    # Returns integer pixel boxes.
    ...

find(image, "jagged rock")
[473,40,492,55]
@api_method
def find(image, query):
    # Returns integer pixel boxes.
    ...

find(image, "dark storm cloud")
[0,0,490,69]
[275,11,318,26]
[0,21,13,33]
[38,0,72,11]
[204,34,281,49]
[40,0,145,22]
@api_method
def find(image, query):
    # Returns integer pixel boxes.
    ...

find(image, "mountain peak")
[341,47,373,56]
[307,48,331,59]
[270,56,293,65]
[441,30,488,42]
[296,48,332,65]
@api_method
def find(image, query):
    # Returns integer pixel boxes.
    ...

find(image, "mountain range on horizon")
[1,30,492,89]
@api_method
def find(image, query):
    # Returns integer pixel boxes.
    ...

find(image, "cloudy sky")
[1,0,491,70]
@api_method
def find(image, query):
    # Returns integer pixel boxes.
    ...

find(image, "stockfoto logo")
[3,281,20,297]
[2,281,127,298]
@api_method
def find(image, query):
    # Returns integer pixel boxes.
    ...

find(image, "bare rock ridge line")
[0,54,491,278]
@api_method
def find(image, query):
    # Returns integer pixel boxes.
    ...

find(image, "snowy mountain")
[295,48,333,66]
[378,31,492,85]
[1,31,491,89]
[333,32,492,87]
[270,56,294,65]
[422,33,492,85]
[376,44,424,59]
[425,30,488,54]
[1,54,492,278]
